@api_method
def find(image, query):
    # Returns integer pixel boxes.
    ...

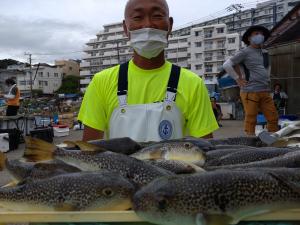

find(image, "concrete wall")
[268,42,300,115]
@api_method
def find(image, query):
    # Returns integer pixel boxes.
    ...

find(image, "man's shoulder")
[179,67,204,84]
[93,64,120,81]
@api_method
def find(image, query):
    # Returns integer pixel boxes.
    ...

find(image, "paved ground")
[0,120,244,186]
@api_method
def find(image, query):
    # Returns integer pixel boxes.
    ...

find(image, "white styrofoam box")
[0,133,9,152]
[53,126,70,137]
[219,102,235,120]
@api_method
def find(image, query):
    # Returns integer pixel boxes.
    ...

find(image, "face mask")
[129,28,168,59]
[250,34,265,45]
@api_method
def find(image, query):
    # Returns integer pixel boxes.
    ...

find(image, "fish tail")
[23,137,56,162]
[0,152,6,171]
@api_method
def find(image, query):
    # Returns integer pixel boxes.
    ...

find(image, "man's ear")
[123,20,129,38]
[168,17,173,36]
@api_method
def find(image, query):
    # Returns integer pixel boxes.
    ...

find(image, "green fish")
[0,171,135,211]
[23,137,173,188]
[133,168,300,225]
[131,142,206,166]
[0,155,81,183]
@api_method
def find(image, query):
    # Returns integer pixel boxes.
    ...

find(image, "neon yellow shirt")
[78,60,219,137]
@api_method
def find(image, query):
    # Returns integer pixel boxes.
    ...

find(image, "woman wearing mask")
[0,78,20,116]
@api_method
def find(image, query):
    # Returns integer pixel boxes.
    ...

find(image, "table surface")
[1,209,300,223]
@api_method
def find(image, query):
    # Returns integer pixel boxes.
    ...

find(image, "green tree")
[56,75,80,94]
[0,59,20,69]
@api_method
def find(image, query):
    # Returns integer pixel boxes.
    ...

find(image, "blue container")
[257,114,267,124]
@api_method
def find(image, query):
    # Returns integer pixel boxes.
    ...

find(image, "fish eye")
[158,199,168,210]
[102,188,114,197]
[184,143,192,148]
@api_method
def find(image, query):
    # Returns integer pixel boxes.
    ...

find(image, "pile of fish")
[1,135,300,225]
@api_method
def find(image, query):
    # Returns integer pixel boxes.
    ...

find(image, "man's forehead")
[125,0,169,15]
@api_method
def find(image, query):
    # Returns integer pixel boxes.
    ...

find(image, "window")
[54,73,59,77]
[19,81,26,85]
[178,48,187,52]
[195,53,202,59]
[38,72,43,77]
[47,72,50,77]
[195,64,202,70]
[195,42,202,47]
[204,30,213,38]
[205,64,213,73]
[69,67,73,71]
[228,38,236,44]
[195,31,201,36]
[217,28,224,33]
[179,38,187,43]
[44,81,48,86]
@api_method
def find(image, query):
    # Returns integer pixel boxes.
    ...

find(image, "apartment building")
[172,0,299,37]
[190,24,240,82]
[165,35,190,69]
[80,22,133,92]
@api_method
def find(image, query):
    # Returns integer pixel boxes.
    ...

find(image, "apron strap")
[165,64,181,103]
[117,62,181,106]
[117,61,129,107]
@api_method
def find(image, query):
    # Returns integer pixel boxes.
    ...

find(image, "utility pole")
[226,4,244,49]
[116,42,120,64]
[25,52,33,99]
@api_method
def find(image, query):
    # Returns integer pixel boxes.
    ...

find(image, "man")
[211,97,222,127]
[271,83,288,114]
[223,25,278,135]
[79,0,218,142]
[2,78,20,116]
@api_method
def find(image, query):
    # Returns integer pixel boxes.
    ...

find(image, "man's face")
[123,0,173,38]
[248,30,264,43]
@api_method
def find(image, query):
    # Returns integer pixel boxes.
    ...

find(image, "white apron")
[109,62,184,142]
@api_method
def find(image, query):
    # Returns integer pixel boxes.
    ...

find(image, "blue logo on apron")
[159,120,173,140]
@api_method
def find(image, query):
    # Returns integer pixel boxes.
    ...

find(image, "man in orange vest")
[2,78,20,116]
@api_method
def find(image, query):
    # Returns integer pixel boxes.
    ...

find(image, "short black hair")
[274,83,282,89]
[5,78,16,85]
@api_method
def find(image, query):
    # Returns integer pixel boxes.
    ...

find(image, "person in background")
[1,78,20,116]
[271,83,288,114]
[223,25,278,136]
[78,0,219,142]
[211,97,223,127]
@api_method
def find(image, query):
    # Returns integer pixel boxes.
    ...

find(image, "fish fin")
[196,214,234,225]
[74,141,107,152]
[23,137,56,162]
[54,203,77,211]
[0,152,6,171]
[63,141,78,148]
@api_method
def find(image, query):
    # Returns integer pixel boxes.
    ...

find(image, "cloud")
[0,15,97,63]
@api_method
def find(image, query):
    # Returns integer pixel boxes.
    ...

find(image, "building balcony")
[83,46,94,52]
[80,62,90,68]
[80,78,91,85]
[80,70,91,76]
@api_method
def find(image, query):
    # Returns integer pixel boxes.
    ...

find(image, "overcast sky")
[0,0,264,64]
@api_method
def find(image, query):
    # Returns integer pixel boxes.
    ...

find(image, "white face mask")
[129,28,168,59]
